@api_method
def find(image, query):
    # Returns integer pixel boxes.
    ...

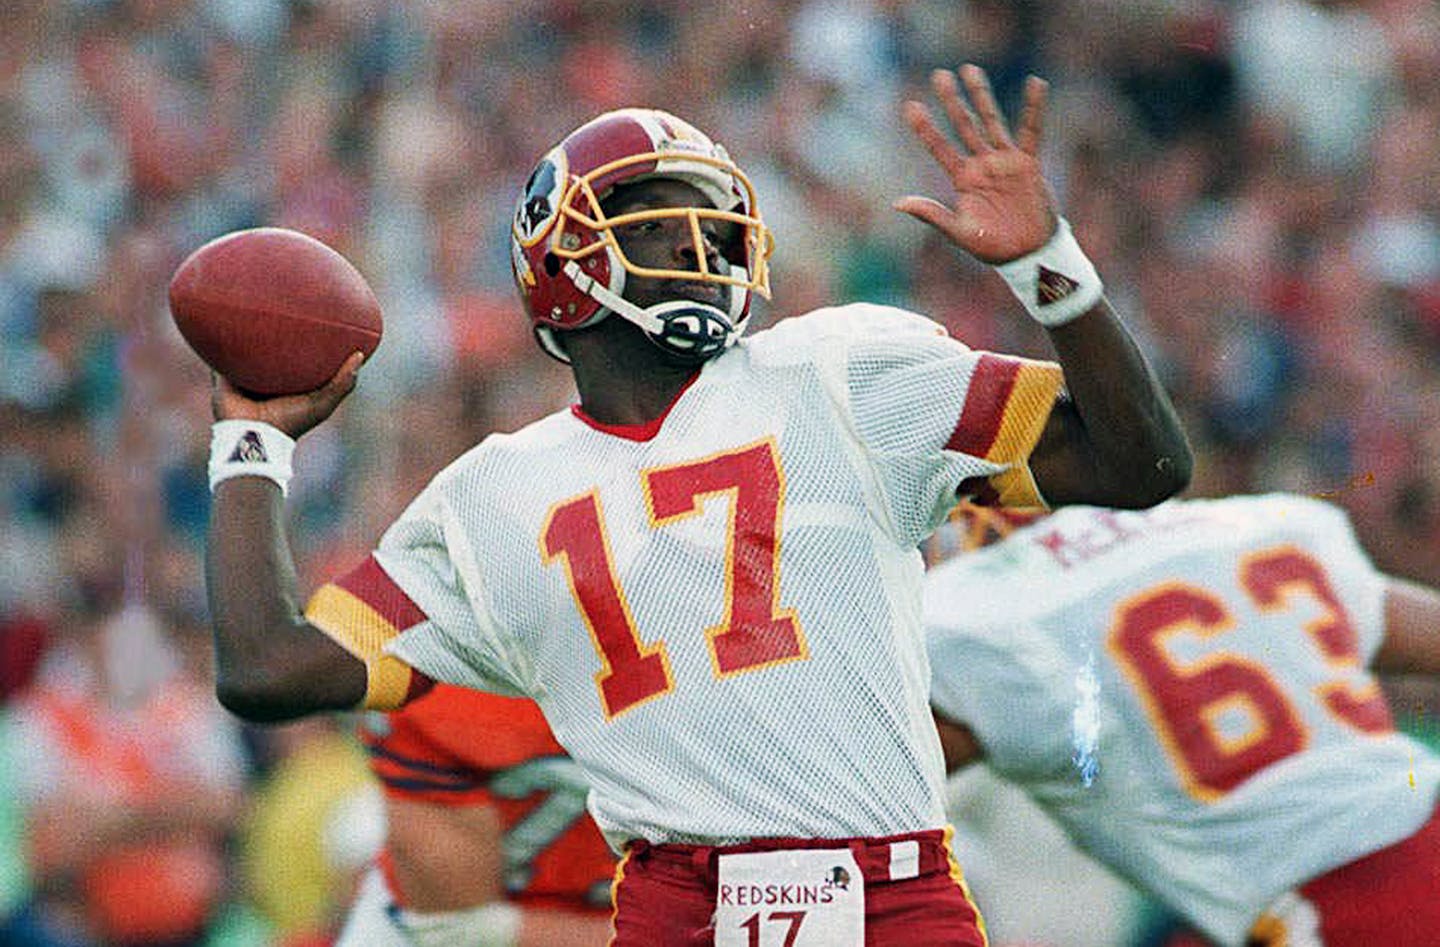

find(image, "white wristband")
[994,217,1103,328]
[209,420,296,495]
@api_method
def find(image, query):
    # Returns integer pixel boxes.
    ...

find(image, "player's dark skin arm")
[207,354,368,720]
[933,712,985,772]
[1026,300,1189,508]
[898,66,1190,509]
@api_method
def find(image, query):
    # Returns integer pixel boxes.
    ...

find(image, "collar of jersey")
[569,368,702,442]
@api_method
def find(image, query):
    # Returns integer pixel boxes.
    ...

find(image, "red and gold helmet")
[510,108,773,363]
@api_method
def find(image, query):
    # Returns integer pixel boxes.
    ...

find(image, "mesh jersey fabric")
[925,494,1440,947]
[330,303,1059,848]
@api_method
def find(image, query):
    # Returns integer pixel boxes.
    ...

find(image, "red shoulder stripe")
[946,354,1062,466]
[946,354,1020,458]
[334,556,427,631]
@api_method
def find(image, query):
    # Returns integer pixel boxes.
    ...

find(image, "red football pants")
[608,828,988,946]
[1250,800,1440,946]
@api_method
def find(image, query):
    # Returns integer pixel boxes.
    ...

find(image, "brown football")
[168,227,382,396]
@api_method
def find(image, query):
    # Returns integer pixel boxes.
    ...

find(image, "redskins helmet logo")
[511,235,536,290]
[513,147,567,247]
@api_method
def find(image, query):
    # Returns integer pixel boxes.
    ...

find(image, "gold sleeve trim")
[990,361,1063,507]
[990,464,1046,508]
[305,584,415,711]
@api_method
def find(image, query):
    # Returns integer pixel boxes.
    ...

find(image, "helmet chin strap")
[562,260,747,363]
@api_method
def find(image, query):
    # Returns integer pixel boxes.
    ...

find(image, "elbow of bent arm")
[1124,446,1193,509]
[1162,448,1194,498]
[1096,426,1194,510]
[214,670,311,723]
[1152,437,1194,501]
[1143,412,1196,503]
[211,614,368,722]
[1036,399,1193,510]
[210,620,310,722]
[1051,447,1192,511]
[214,680,272,722]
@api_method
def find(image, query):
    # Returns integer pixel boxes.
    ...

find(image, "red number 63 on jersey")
[1109,545,1393,801]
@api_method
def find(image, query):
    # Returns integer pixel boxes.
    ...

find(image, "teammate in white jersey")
[926,495,1440,946]
[204,65,1190,945]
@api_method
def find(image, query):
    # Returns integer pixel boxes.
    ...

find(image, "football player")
[204,65,1190,944]
[333,682,615,946]
[927,495,1440,946]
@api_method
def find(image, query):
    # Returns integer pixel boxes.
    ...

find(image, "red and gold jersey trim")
[304,556,430,711]
[942,825,990,947]
[946,354,1062,507]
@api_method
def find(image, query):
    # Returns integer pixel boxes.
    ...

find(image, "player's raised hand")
[894,65,1057,264]
[210,351,365,439]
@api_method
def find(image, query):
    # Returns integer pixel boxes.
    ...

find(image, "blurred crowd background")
[2,0,1438,945]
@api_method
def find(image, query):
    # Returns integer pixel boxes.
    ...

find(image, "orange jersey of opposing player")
[310,557,617,912]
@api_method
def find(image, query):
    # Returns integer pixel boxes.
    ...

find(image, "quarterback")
[204,65,1189,944]
[927,495,1440,946]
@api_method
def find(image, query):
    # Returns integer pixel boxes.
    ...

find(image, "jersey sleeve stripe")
[945,353,1020,458]
[305,576,422,711]
[335,556,428,629]
[987,358,1062,466]
[947,355,1062,507]
[946,355,1061,461]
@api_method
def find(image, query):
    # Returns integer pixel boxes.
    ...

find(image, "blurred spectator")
[1231,0,1399,172]
[8,603,246,947]
[237,718,380,947]
[1110,2,1237,145]
[0,709,84,947]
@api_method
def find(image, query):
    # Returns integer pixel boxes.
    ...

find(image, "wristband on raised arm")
[994,217,1103,328]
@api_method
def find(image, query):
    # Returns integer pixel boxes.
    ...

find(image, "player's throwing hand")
[895,64,1057,265]
[209,351,364,439]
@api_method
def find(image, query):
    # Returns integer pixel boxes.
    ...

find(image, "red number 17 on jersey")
[541,438,808,719]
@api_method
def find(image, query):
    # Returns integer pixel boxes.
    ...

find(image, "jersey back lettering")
[925,494,1440,946]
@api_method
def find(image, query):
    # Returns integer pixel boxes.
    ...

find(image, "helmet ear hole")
[543,253,562,277]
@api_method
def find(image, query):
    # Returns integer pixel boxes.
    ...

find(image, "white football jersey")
[925,494,1440,947]
[368,303,1060,849]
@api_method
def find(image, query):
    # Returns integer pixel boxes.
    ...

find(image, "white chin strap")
[562,260,748,362]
